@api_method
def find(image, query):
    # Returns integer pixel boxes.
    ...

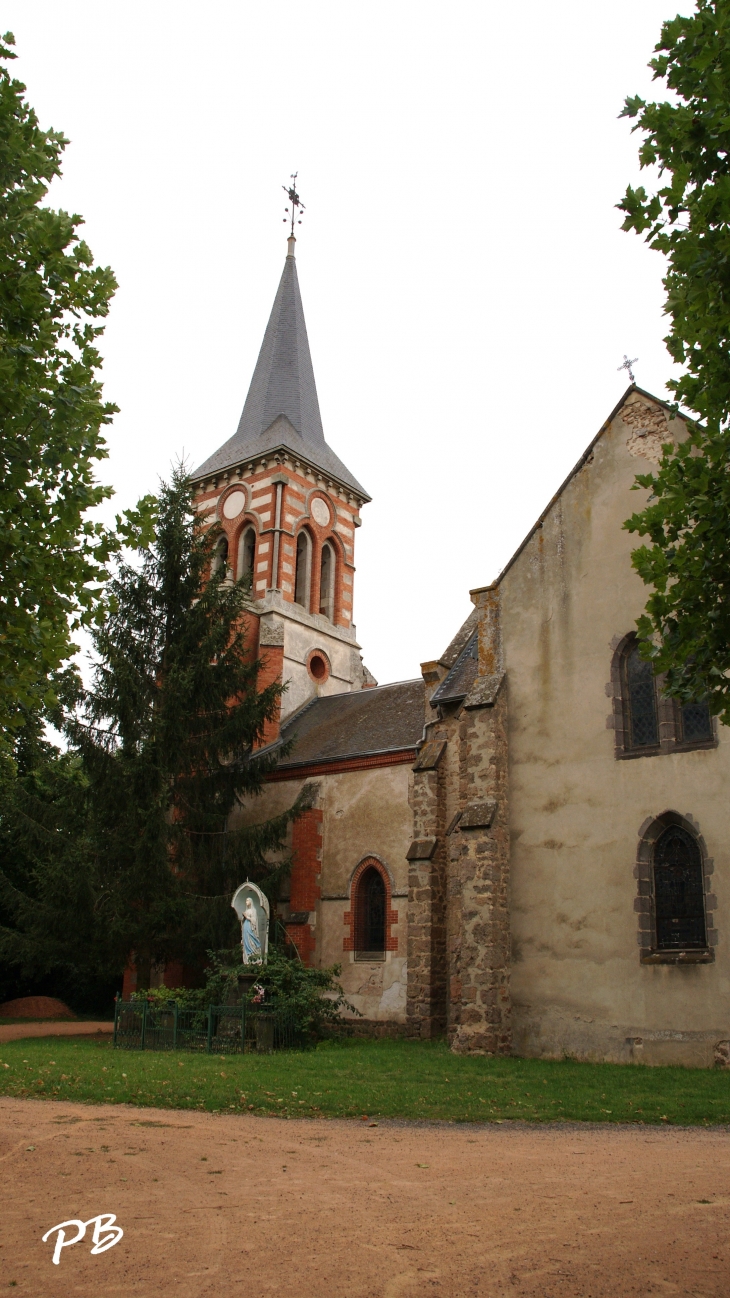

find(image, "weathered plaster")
[234,765,412,1023]
[501,400,730,1065]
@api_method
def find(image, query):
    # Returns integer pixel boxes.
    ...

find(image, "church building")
[191,232,730,1068]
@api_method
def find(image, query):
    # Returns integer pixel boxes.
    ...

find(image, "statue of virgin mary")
[231,881,269,966]
[242,896,262,962]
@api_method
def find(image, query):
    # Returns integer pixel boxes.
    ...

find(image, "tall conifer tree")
[69,467,304,988]
[0,469,303,993]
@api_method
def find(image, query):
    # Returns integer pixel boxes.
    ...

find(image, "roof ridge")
[479,384,689,593]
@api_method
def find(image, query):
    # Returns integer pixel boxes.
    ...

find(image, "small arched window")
[212,534,229,577]
[354,865,386,961]
[319,541,335,620]
[237,526,256,585]
[653,824,707,951]
[294,530,312,609]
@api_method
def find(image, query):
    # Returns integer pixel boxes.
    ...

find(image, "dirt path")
[0,1097,728,1297]
[0,1022,112,1045]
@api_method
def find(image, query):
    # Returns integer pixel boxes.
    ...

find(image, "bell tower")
[190,217,373,741]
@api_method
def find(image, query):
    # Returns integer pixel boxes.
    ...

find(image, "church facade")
[191,235,730,1068]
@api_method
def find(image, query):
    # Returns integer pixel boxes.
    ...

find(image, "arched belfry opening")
[295,529,312,609]
[319,541,335,620]
[212,534,229,577]
[237,526,256,585]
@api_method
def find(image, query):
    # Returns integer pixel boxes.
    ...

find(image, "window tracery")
[610,634,715,757]
[634,812,716,963]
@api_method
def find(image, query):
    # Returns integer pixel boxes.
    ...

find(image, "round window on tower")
[310,497,331,528]
[307,650,330,683]
[222,489,246,519]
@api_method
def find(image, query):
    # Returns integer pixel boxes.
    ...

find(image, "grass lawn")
[0,1037,728,1125]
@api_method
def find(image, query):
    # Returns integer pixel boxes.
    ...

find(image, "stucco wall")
[233,764,412,1022]
[255,592,364,724]
[316,765,411,1022]
[501,395,730,1066]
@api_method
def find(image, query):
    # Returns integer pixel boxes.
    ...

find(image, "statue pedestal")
[237,970,261,998]
[238,968,272,1053]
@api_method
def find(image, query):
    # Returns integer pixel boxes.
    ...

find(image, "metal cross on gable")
[618,354,639,383]
[282,172,305,236]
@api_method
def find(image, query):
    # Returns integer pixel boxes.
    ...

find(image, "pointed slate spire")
[193,238,368,497]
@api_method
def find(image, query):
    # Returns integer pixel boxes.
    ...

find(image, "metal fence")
[113,999,296,1054]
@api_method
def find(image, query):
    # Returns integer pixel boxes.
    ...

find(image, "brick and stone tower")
[190,234,373,742]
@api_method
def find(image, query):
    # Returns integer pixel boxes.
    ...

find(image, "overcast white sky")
[6,1,689,684]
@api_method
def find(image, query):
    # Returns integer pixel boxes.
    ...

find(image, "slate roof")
[429,629,479,706]
[438,608,478,671]
[275,679,425,769]
[192,248,369,498]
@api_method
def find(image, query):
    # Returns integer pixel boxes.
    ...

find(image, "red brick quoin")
[343,857,398,954]
[286,808,323,965]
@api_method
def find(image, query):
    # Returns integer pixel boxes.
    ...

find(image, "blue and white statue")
[231,881,270,966]
[242,897,261,961]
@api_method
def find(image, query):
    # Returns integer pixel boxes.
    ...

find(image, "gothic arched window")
[237,526,256,585]
[319,541,335,621]
[295,529,312,609]
[354,865,386,961]
[653,824,707,951]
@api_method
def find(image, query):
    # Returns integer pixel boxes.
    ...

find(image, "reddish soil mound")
[0,996,75,1020]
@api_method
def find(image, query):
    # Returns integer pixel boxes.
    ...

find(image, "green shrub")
[132,945,358,1041]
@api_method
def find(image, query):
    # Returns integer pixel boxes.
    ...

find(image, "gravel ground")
[0,1095,728,1297]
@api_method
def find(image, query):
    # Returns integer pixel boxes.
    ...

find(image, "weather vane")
[282,172,305,236]
[618,354,639,383]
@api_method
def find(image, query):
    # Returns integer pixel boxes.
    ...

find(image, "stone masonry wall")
[446,586,511,1054]
[406,745,448,1038]
[447,678,511,1054]
[407,585,512,1054]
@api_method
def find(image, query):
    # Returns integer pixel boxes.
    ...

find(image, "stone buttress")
[407,586,512,1053]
